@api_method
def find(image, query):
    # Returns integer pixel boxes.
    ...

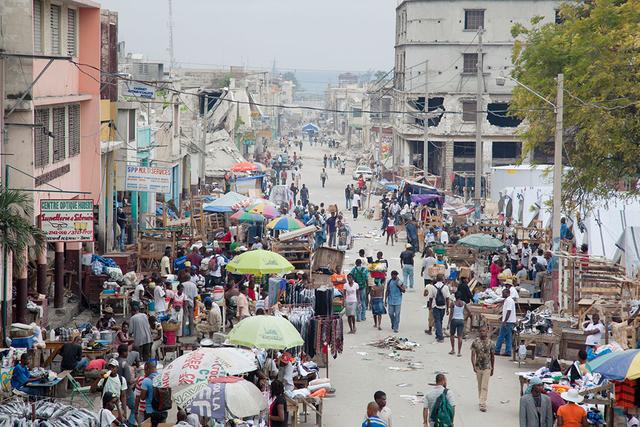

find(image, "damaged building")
[392,0,560,190]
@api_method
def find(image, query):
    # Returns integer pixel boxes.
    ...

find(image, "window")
[67,8,77,57]
[33,0,43,53]
[34,108,50,168]
[352,107,362,118]
[462,101,477,122]
[463,53,478,73]
[465,10,484,30]
[68,104,80,157]
[492,141,521,160]
[50,4,61,55]
[52,107,66,162]
[128,110,136,142]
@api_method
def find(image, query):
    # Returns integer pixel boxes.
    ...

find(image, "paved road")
[295,141,522,427]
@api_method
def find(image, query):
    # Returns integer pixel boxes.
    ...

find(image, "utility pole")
[167,0,175,74]
[423,60,429,177]
[200,95,207,189]
[474,28,484,220]
[552,73,564,247]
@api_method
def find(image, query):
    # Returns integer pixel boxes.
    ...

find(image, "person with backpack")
[423,374,455,427]
[91,359,128,421]
[385,270,406,333]
[140,361,169,426]
[98,392,122,427]
[425,274,451,342]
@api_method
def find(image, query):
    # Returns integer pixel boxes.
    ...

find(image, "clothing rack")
[311,314,343,378]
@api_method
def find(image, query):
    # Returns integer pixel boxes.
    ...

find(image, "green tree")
[0,190,46,271]
[281,71,298,88]
[510,0,640,208]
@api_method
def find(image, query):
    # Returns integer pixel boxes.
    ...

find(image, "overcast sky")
[100,0,396,73]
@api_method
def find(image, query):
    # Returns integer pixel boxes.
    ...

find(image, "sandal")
[448,350,455,355]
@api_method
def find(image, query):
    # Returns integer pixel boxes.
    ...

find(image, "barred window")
[465,10,484,30]
[52,107,66,162]
[463,53,478,74]
[67,8,77,57]
[50,4,61,55]
[68,104,80,156]
[34,108,50,168]
[34,0,43,53]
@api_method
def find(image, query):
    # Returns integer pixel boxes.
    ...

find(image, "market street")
[297,143,522,426]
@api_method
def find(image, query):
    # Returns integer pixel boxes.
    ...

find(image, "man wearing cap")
[556,388,587,427]
[399,243,415,290]
[91,358,128,420]
[519,377,553,427]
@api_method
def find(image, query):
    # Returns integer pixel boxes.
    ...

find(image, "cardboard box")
[428,265,446,278]
[459,266,471,279]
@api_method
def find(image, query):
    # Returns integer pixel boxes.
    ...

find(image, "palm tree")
[0,189,46,271]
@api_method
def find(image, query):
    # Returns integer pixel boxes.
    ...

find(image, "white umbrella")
[153,348,257,388]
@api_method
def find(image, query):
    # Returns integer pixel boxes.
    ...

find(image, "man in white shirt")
[495,289,516,356]
[374,390,392,427]
[421,250,437,286]
[504,278,519,300]
[440,229,449,245]
[521,241,531,270]
[131,280,146,311]
[423,374,455,427]
[584,313,605,348]
[153,283,166,314]
[425,274,451,342]
[208,250,227,286]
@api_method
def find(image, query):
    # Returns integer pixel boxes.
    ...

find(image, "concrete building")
[392,0,559,189]
[1,0,102,320]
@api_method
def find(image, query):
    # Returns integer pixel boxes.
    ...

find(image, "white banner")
[40,199,94,242]
[125,166,171,193]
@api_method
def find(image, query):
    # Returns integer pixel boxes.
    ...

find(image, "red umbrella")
[231,162,257,172]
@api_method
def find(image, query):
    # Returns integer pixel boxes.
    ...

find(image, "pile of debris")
[368,336,420,351]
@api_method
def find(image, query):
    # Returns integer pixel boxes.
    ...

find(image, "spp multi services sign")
[40,199,94,242]
[125,165,172,193]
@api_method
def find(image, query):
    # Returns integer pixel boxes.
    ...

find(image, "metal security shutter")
[52,106,66,162]
[50,4,61,55]
[68,104,80,156]
[33,0,43,53]
[34,108,50,168]
[67,8,77,57]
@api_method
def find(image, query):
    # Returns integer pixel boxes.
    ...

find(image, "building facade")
[393,0,559,190]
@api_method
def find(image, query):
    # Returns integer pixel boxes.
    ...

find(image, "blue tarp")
[302,123,319,133]
[203,191,249,213]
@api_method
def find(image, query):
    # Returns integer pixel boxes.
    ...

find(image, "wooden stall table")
[511,332,560,362]
[286,396,323,427]
[38,341,66,368]
[516,298,544,315]
[82,346,112,360]
[560,328,587,361]
[467,304,500,331]
[100,292,129,318]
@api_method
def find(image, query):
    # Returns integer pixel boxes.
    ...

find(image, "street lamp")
[496,73,564,250]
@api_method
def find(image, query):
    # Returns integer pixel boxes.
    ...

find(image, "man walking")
[399,244,415,290]
[495,288,516,356]
[352,191,361,219]
[425,274,450,342]
[519,377,553,427]
[300,184,309,207]
[129,306,152,361]
[326,211,338,247]
[362,402,386,427]
[350,259,369,322]
[375,391,392,427]
[345,185,352,209]
[471,325,495,412]
[385,270,405,333]
[320,168,328,188]
[423,374,455,427]
[405,219,419,252]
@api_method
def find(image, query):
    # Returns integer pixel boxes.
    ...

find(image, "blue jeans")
[402,265,414,288]
[356,287,367,321]
[495,322,515,355]
[388,304,402,332]
[433,307,445,341]
[346,197,351,209]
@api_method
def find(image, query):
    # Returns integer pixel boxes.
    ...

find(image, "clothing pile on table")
[289,377,333,399]
[0,399,98,426]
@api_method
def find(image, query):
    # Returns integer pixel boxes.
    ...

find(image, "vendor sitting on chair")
[11,354,42,396]
[96,306,117,330]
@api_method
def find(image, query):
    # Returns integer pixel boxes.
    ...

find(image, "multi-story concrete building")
[1,0,101,320]
[392,0,559,189]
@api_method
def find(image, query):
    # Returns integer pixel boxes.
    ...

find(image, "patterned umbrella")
[249,202,279,219]
[230,210,265,223]
[587,349,640,380]
[267,216,305,231]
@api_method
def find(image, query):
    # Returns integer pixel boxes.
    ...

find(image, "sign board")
[40,199,94,242]
[243,139,256,146]
[125,166,171,193]
[124,84,155,99]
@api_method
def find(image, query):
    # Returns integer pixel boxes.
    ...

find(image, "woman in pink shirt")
[490,257,503,288]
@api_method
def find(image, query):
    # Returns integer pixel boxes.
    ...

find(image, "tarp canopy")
[302,123,319,133]
[613,226,640,278]
[203,191,249,213]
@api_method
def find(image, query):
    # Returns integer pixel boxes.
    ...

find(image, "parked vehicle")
[352,165,373,181]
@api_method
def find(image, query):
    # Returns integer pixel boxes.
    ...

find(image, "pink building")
[1,0,101,325]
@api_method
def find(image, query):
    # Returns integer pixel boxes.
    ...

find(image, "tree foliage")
[510,0,640,209]
[0,190,46,271]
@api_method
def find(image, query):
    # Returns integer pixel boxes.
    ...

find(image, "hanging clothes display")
[285,307,315,356]
[282,281,315,306]
[314,288,333,316]
[312,315,343,359]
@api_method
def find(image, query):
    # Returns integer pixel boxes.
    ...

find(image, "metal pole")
[201,95,207,189]
[474,28,484,220]
[423,61,429,177]
[552,74,564,247]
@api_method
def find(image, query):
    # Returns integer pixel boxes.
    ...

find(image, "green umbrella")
[228,315,304,350]
[225,249,294,275]
[457,233,505,251]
